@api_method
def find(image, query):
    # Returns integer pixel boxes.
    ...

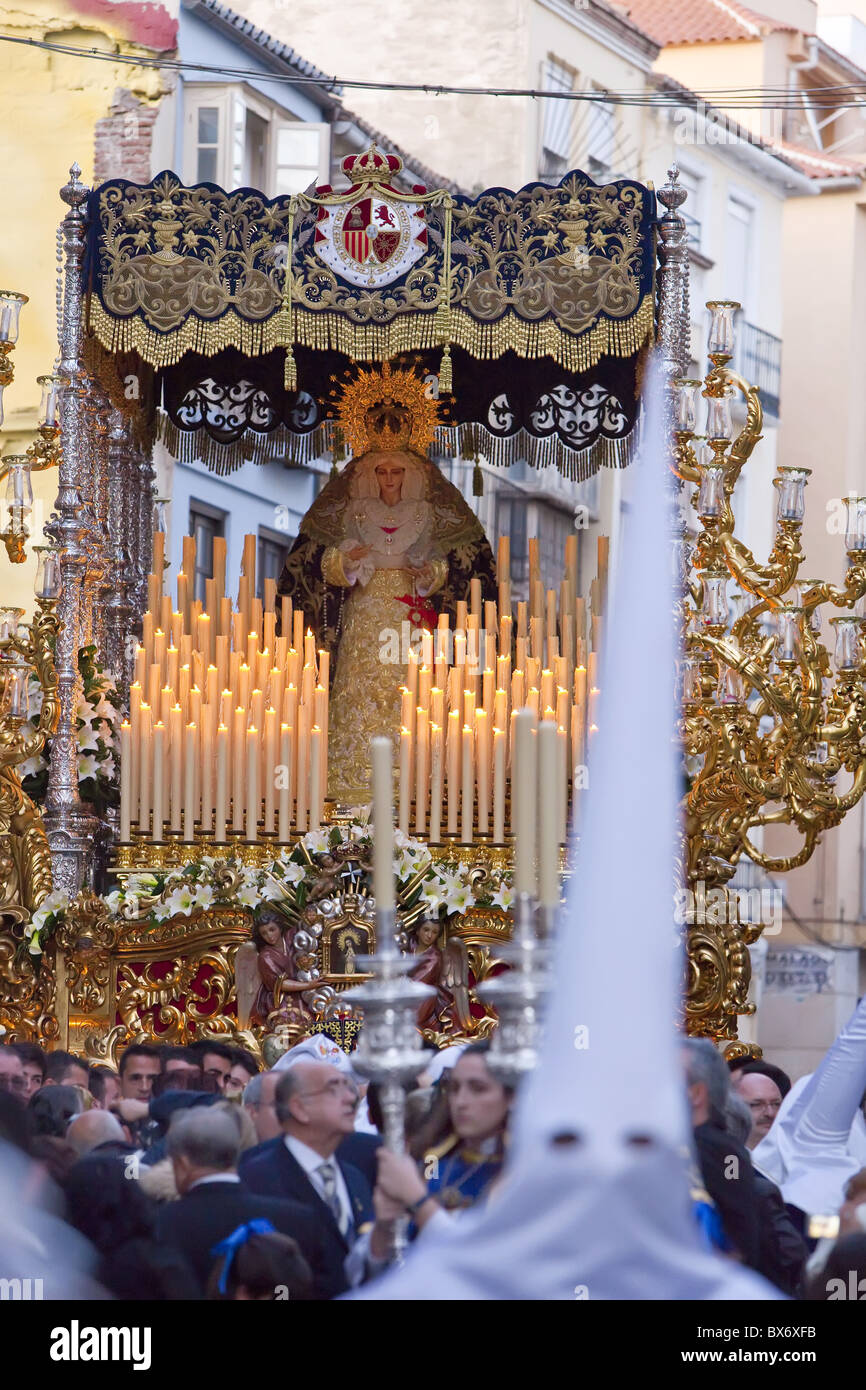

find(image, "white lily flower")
[237,883,259,908]
[78,753,100,780]
[280,861,305,886]
[303,828,331,855]
[18,754,47,779]
[104,890,123,914]
[444,884,476,915]
[491,884,515,911]
[192,884,214,910]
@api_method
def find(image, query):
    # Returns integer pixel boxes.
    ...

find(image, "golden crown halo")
[329,361,444,457]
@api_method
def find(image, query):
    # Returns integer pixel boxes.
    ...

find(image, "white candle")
[475,708,489,835]
[512,708,537,896]
[537,720,558,908]
[183,721,196,841]
[461,724,474,844]
[309,726,322,830]
[152,722,165,843]
[138,704,152,832]
[399,726,411,836]
[233,706,245,832]
[264,707,277,834]
[429,721,443,843]
[493,726,505,843]
[278,723,293,840]
[170,704,183,833]
[200,704,213,834]
[372,736,395,910]
[119,721,132,841]
[414,707,429,835]
[446,709,460,835]
[246,726,259,841]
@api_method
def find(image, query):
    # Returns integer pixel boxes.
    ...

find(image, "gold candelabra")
[0,290,63,562]
[0,578,61,919]
[674,302,866,1044]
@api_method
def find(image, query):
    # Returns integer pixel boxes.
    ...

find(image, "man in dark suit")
[240,1061,385,1295]
[156,1106,328,1297]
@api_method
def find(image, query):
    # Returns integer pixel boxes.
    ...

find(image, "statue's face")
[417,920,439,947]
[259,919,282,947]
[374,459,406,505]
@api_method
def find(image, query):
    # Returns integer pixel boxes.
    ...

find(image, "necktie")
[317,1160,346,1233]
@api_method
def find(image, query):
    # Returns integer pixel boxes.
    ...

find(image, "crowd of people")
[0,1023,864,1300]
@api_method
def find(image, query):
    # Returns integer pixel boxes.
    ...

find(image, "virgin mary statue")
[277,363,497,803]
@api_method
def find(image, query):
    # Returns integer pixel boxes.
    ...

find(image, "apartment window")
[258,527,290,599]
[196,106,220,183]
[496,494,528,583]
[539,59,574,182]
[585,88,615,182]
[678,166,703,251]
[726,196,754,309]
[189,501,226,603]
[274,125,326,195]
[535,502,574,593]
[185,86,328,195]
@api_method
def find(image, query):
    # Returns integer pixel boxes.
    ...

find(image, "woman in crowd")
[374,1042,512,1231]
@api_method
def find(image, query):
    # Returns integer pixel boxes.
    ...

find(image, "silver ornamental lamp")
[477,709,552,1086]
[347,738,434,1264]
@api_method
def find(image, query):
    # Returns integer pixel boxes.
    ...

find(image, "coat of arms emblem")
[314,147,428,288]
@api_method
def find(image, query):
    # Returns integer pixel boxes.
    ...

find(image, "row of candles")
[373,705,562,909]
[394,533,607,844]
[119,532,329,842]
[118,526,608,846]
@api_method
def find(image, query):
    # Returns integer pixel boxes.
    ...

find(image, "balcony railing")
[734,317,782,420]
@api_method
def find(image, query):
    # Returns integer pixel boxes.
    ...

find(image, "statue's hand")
[346,544,371,563]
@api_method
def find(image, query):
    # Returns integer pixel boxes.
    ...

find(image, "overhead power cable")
[6,32,866,110]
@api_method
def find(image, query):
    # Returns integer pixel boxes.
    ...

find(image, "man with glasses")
[0,1045,26,1102]
[732,1069,784,1150]
[240,1060,375,1298]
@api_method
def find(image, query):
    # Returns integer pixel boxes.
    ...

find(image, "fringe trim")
[157,411,640,480]
[90,293,655,375]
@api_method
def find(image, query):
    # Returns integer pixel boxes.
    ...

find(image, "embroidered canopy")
[84,147,658,476]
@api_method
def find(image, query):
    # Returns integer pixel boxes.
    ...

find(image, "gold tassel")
[284,346,297,391]
[439,343,452,394]
[473,461,483,496]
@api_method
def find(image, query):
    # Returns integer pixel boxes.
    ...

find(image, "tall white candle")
[278,723,293,840]
[183,721,196,841]
[170,704,183,833]
[119,721,132,841]
[537,720,558,908]
[215,722,229,839]
[152,722,165,843]
[461,724,474,844]
[264,707,277,834]
[371,736,395,910]
[246,726,259,841]
[492,726,505,843]
[429,721,443,843]
[138,704,152,832]
[309,726,322,831]
[399,726,411,836]
[414,706,429,835]
[512,708,537,896]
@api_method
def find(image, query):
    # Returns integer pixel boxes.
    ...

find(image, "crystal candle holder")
[775,608,803,665]
[844,495,866,552]
[700,572,728,628]
[697,464,725,519]
[831,616,863,672]
[774,467,811,524]
[674,378,703,434]
[706,300,740,359]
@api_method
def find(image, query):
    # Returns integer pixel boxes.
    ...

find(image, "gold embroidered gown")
[323,496,446,802]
